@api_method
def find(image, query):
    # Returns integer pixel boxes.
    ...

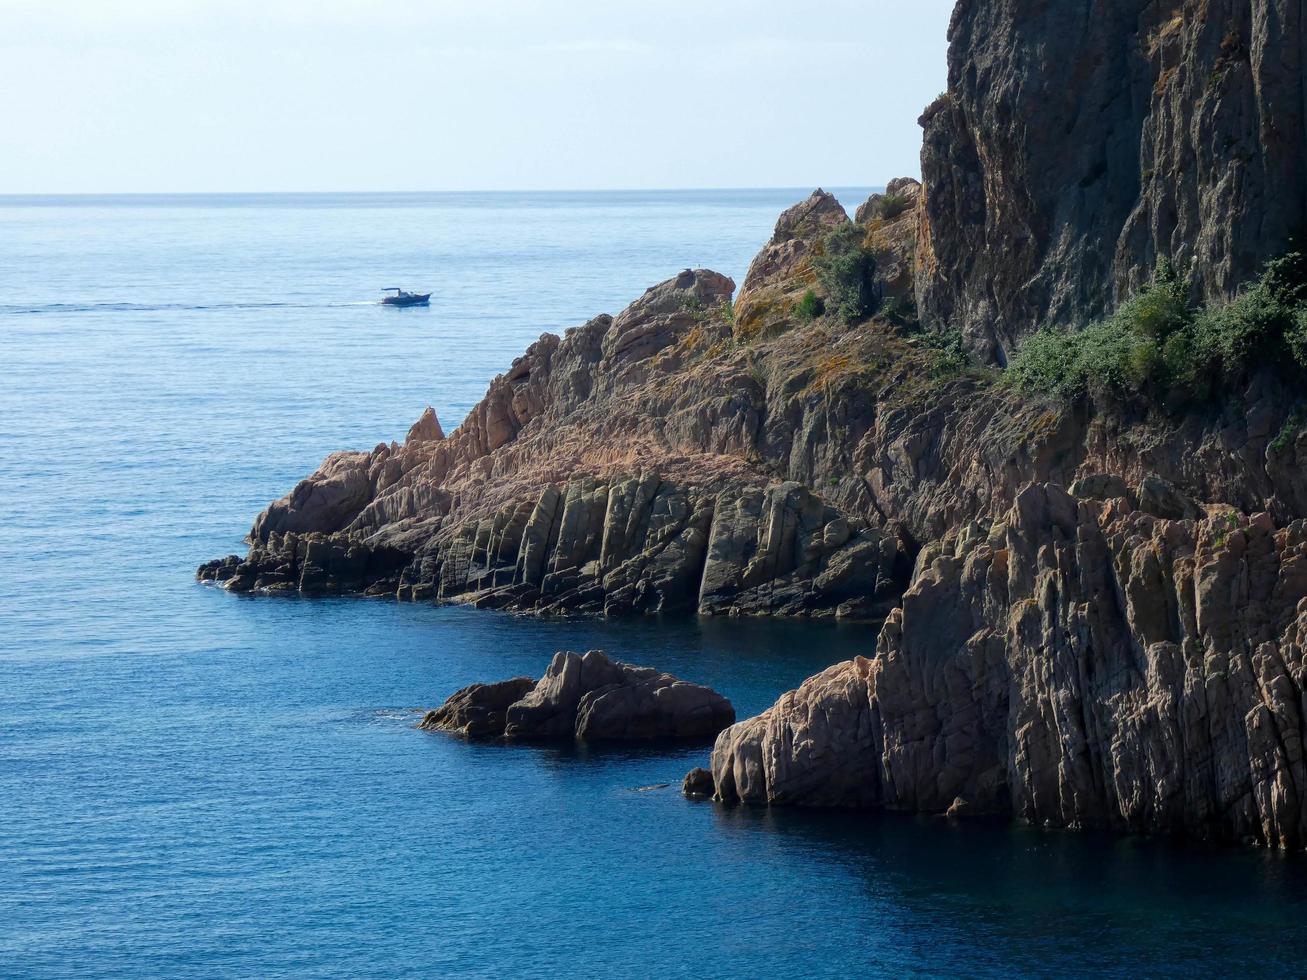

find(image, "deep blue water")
[3,190,1307,978]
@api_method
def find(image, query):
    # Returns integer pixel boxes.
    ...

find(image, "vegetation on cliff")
[813,222,877,324]
[1007,253,1307,407]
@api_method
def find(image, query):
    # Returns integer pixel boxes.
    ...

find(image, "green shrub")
[683,294,734,329]
[1210,511,1241,549]
[1271,410,1304,455]
[814,222,877,324]
[880,295,916,327]
[922,328,970,378]
[794,289,825,322]
[877,192,911,221]
[1006,253,1307,405]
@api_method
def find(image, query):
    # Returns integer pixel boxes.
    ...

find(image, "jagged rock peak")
[735,188,850,339]
[765,188,849,246]
[854,177,921,225]
[406,406,445,443]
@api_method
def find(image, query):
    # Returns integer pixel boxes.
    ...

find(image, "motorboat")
[381,287,430,307]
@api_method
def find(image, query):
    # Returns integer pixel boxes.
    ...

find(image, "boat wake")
[0,300,380,316]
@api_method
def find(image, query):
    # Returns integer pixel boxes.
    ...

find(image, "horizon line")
[0,183,890,199]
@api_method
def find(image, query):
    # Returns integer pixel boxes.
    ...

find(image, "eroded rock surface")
[420,650,735,742]
[198,183,1307,620]
[917,0,1307,361]
[191,0,1307,853]
[708,483,1307,848]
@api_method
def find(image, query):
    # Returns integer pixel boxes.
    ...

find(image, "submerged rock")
[421,650,734,743]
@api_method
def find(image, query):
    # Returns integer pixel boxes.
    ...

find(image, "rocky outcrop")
[201,473,900,618]
[682,767,715,798]
[418,676,534,737]
[708,482,1307,848]
[733,189,849,340]
[917,0,1307,362]
[200,182,1307,618]
[406,406,445,443]
[195,0,1307,851]
[857,177,921,310]
[420,650,735,741]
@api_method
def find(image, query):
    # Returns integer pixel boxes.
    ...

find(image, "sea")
[2,190,1305,978]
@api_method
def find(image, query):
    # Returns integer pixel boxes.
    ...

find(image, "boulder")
[421,650,735,743]
[682,767,715,798]
[1068,473,1132,502]
[418,676,535,737]
[1137,474,1202,521]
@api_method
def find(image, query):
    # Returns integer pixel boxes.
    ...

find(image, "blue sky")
[1,0,953,193]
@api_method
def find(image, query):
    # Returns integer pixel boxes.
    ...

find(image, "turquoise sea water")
[3,190,1306,978]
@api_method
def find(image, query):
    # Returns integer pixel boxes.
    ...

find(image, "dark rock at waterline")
[705,484,1307,848]
[682,767,715,799]
[420,650,735,743]
[418,676,535,737]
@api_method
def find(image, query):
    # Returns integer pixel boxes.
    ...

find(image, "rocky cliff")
[201,182,1307,619]
[200,0,1307,848]
[198,241,908,619]
[917,0,1307,362]
[710,483,1307,848]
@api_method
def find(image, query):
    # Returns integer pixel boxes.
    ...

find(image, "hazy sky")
[1,0,953,193]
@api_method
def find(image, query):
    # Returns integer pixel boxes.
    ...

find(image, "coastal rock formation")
[200,184,1307,615]
[734,189,849,341]
[200,473,900,618]
[709,483,1307,848]
[418,676,534,737]
[198,0,1307,847]
[917,0,1307,361]
[419,650,735,741]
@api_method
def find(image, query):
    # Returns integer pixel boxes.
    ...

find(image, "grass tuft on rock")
[794,289,825,322]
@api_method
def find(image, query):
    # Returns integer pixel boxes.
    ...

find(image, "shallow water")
[3,191,1306,978]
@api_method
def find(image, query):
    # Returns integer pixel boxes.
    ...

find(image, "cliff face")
[917,0,1307,362]
[712,484,1307,848]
